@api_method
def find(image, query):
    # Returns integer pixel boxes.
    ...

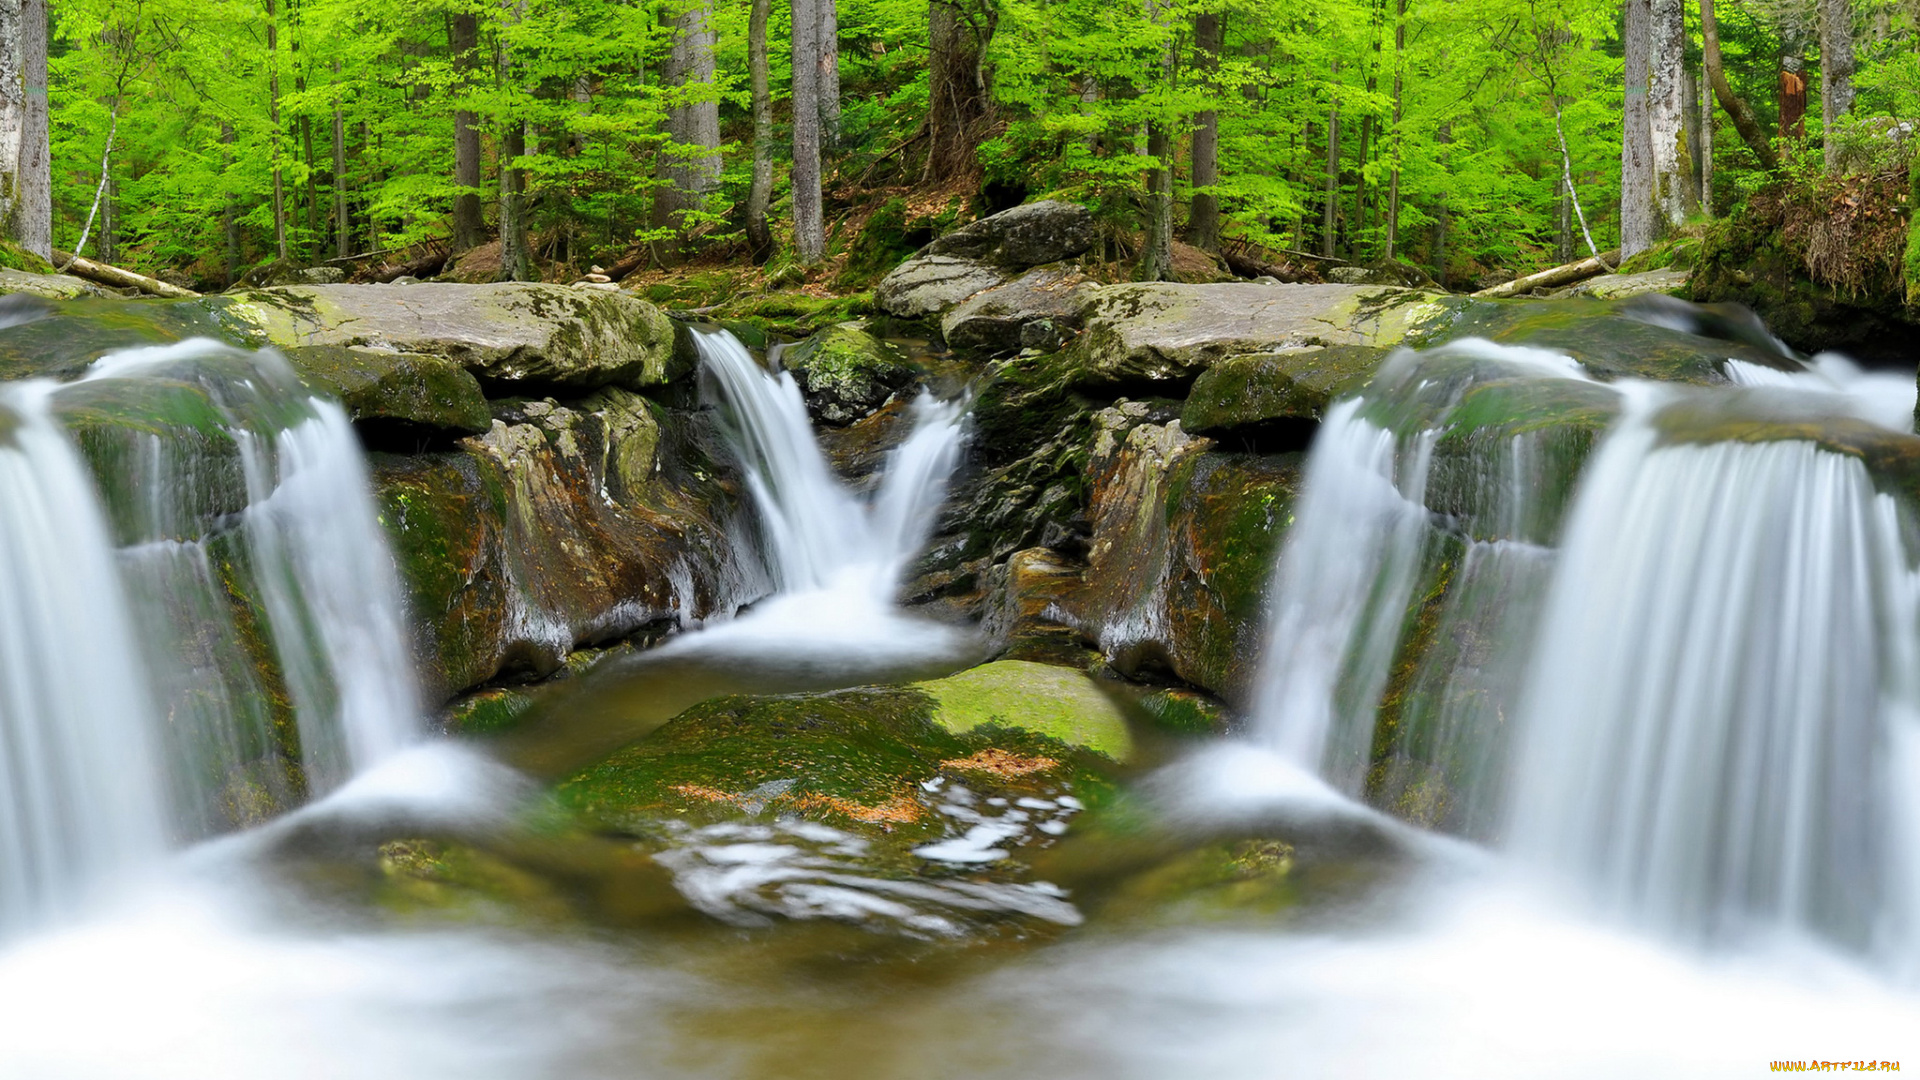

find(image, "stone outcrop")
[281,345,492,435]
[876,201,1097,323]
[219,283,683,391]
[780,323,920,425]
[940,265,1096,355]
[1181,345,1389,444]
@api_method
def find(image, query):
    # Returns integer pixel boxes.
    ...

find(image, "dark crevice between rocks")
[352,417,475,455]
[1187,416,1321,456]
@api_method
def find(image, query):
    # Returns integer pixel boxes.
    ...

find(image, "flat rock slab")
[0,269,114,301]
[1562,268,1692,300]
[921,200,1097,268]
[875,255,1014,320]
[221,283,682,390]
[1070,282,1457,387]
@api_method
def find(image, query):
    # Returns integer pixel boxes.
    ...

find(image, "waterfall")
[691,327,965,599]
[1253,333,1920,962]
[0,338,420,933]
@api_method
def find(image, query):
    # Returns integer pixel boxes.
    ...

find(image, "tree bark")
[746,0,775,260]
[1780,53,1808,139]
[1321,61,1340,259]
[332,60,349,261]
[1384,0,1406,262]
[1651,0,1694,225]
[791,0,825,264]
[0,0,51,257]
[818,0,840,149]
[497,10,536,281]
[1819,0,1854,172]
[449,11,485,253]
[654,0,721,252]
[1471,249,1621,298]
[1701,0,1780,171]
[1621,0,1656,257]
[1187,11,1222,253]
[53,250,200,297]
[223,122,241,286]
[928,0,995,178]
[264,0,290,262]
[1698,64,1714,209]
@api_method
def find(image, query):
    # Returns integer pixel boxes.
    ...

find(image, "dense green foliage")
[38,0,1920,287]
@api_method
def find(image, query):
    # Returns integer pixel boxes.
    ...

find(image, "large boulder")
[1068,282,1457,388]
[913,659,1134,762]
[374,392,759,700]
[940,264,1097,355]
[0,269,113,301]
[219,283,683,391]
[780,323,919,425]
[280,345,492,435]
[1560,268,1691,300]
[1181,345,1389,444]
[875,201,1097,323]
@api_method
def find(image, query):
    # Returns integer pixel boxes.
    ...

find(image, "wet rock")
[980,547,1088,661]
[875,255,1014,321]
[0,268,111,300]
[780,323,919,425]
[1560,268,1691,300]
[1181,346,1389,444]
[1076,421,1303,702]
[817,396,917,486]
[219,283,683,391]
[1068,282,1457,389]
[920,200,1097,269]
[940,264,1097,355]
[373,393,759,700]
[1442,297,1795,384]
[280,345,492,436]
[913,659,1134,762]
[300,267,347,285]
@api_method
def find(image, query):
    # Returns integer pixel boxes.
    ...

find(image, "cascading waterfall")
[691,327,965,598]
[0,338,420,933]
[1255,333,1920,964]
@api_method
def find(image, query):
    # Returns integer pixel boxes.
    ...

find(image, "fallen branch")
[365,249,449,284]
[1470,249,1621,299]
[51,250,200,298]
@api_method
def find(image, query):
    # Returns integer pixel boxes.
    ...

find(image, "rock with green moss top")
[280,345,491,435]
[781,323,919,425]
[0,268,111,300]
[217,283,683,390]
[912,659,1135,761]
[0,296,243,383]
[1438,296,1793,384]
[1077,421,1302,702]
[1068,282,1458,389]
[1560,269,1692,300]
[1181,346,1389,439]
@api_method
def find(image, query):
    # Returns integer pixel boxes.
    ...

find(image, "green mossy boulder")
[280,345,492,435]
[912,660,1135,762]
[0,268,110,300]
[1181,346,1389,440]
[781,323,920,425]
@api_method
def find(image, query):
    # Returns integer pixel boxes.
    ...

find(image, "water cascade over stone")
[0,339,421,933]
[691,327,965,599]
[1255,333,1920,964]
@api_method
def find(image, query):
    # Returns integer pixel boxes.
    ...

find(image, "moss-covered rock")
[912,660,1134,761]
[217,283,684,391]
[280,345,492,435]
[0,296,244,383]
[1560,268,1692,300]
[780,323,920,425]
[1438,296,1796,384]
[1181,346,1388,441]
[0,268,110,300]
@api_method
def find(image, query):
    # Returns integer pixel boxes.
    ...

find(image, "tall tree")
[745,0,774,259]
[1621,0,1655,256]
[654,0,722,253]
[928,0,994,177]
[1383,0,1406,262]
[1819,0,1854,170]
[1,0,52,258]
[266,0,290,262]
[818,0,840,148]
[1187,10,1222,253]
[497,5,535,281]
[791,0,825,263]
[331,60,348,260]
[1321,61,1340,259]
[449,8,485,254]
[1650,0,1694,224]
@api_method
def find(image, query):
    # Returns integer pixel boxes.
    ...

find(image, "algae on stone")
[913,660,1135,762]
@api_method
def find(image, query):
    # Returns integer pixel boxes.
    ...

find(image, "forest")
[0,0,1915,296]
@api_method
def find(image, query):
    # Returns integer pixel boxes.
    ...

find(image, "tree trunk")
[1432,122,1450,287]
[746,0,775,260]
[1187,11,1222,253]
[332,60,348,260]
[1383,0,1405,262]
[1557,174,1574,263]
[818,0,840,149]
[1621,0,1656,257]
[791,0,825,264]
[0,0,51,257]
[497,14,535,281]
[928,0,995,178]
[1780,53,1808,139]
[1819,0,1854,171]
[449,11,485,253]
[223,122,241,285]
[1650,0,1694,225]
[655,0,721,253]
[1321,61,1340,259]
[266,0,290,262]
[1701,0,1779,171]
[1698,64,1714,209]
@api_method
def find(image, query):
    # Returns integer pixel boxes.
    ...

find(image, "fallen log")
[51,250,200,299]
[1471,249,1620,299]
[366,249,450,284]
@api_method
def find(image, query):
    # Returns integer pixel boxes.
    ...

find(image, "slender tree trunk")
[449,11,484,253]
[223,122,241,285]
[1819,0,1855,171]
[100,174,118,266]
[791,0,825,264]
[1698,63,1714,209]
[266,0,290,262]
[928,0,995,178]
[1650,0,1693,227]
[818,0,840,149]
[497,12,535,281]
[1621,0,1656,257]
[1187,11,1222,252]
[332,60,348,260]
[1701,0,1780,171]
[1384,0,1406,262]
[746,0,775,260]
[1322,61,1340,259]
[1557,174,1573,262]
[0,0,52,257]
[1432,122,1450,287]
[655,0,722,255]
[301,113,319,250]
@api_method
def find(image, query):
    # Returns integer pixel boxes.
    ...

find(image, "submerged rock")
[280,345,492,436]
[780,323,919,425]
[219,283,682,391]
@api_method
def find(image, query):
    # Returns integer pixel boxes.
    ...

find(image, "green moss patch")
[914,661,1135,762]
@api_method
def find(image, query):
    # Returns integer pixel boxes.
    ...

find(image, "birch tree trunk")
[1819,0,1855,172]
[790,0,825,264]
[655,0,721,251]
[449,11,485,253]
[1187,11,1222,253]
[818,0,840,149]
[746,0,775,260]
